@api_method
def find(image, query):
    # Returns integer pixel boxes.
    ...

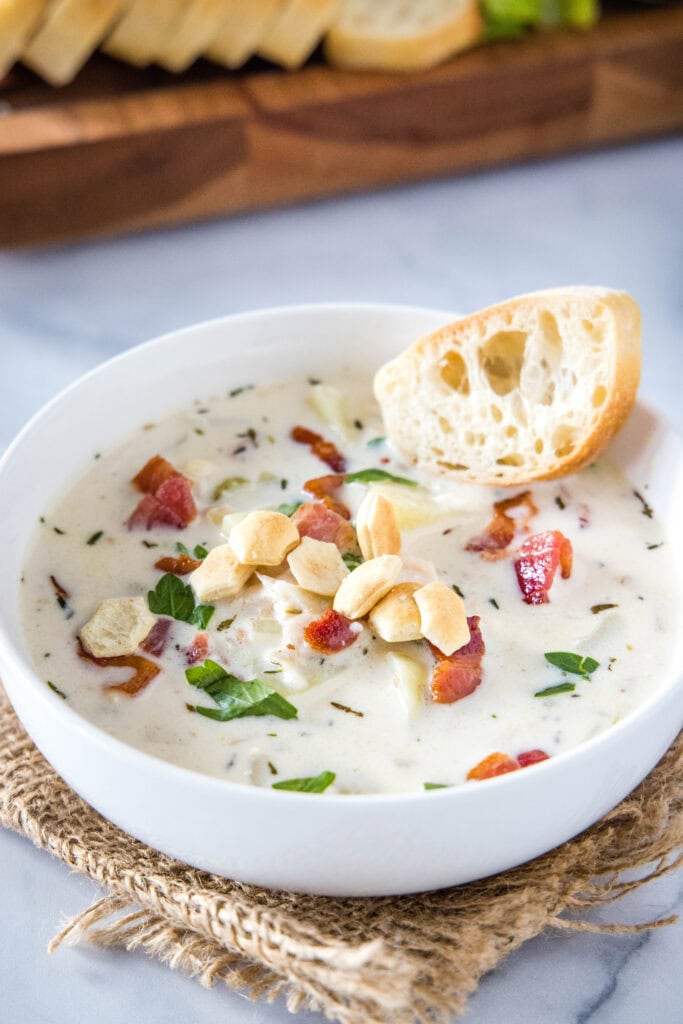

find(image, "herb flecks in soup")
[21,377,678,794]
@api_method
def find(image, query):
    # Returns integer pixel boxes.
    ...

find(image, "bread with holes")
[258,0,342,70]
[374,288,641,486]
[22,0,127,86]
[325,0,483,72]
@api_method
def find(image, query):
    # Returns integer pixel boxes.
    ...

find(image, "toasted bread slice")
[102,0,184,67]
[0,0,50,78]
[155,0,232,73]
[325,0,483,72]
[258,0,342,70]
[374,288,641,486]
[22,0,127,85]
[206,0,284,69]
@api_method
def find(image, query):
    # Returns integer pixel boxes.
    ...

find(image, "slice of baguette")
[101,0,184,67]
[258,0,343,70]
[0,0,50,78]
[22,0,127,86]
[325,0,483,72]
[205,0,284,70]
[374,288,641,486]
[155,0,233,73]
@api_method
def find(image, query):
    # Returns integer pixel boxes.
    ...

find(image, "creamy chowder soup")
[20,375,680,794]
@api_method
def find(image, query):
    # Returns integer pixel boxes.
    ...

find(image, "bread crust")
[374,288,642,487]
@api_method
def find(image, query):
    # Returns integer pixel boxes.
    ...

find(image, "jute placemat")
[1,685,681,1024]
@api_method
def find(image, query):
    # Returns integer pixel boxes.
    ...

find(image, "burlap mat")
[1,686,681,1024]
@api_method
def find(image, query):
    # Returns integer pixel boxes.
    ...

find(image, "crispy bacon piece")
[467,752,519,781]
[132,455,179,494]
[304,608,358,655]
[292,502,357,553]
[127,456,196,531]
[154,553,202,575]
[517,749,550,767]
[466,491,539,559]
[291,425,347,473]
[302,474,351,519]
[429,615,485,704]
[140,618,172,656]
[78,642,160,697]
[514,530,573,605]
[184,633,209,665]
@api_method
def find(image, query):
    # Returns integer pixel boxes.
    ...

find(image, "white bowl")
[1,304,682,897]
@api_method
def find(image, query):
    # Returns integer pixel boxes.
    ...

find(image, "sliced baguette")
[374,288,641,486]
[325,0,483,72]
[205,0,284,69]
[102,0,184,67]
[258,0,343,70]
[0,0,50,78]
[22,0,127,86]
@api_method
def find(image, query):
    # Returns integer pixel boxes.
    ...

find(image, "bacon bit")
[78,642,160,696]
[127,457,196,531]
[466,491,539,559]
[184,633,209,665]
[467,752,519,781]
[154,553,203,575]
[515,530,573,605]
[429,616,485,704]
[517,749,550,768]
[578,503,591,529]
[292,502,357,553]
[49,575,70,600]
[291,425,347,473]
[132,455,179,494]
[140,618,172,656]
[302,474,351,520]
[304,608,359,655]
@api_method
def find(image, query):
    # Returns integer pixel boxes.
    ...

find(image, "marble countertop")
[1,136,681,1024]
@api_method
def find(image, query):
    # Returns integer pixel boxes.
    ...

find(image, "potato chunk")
[80,597,155,659]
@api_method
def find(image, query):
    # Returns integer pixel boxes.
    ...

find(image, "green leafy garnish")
[213,477,248,501]
[176,541,207,559]
[216,617,235,632]
[345,468,417,487]
[544,652,599,676]
[342,552,362,571]
[148,573,214,628]
[47,680,67,700]
[423,782,448,790]
[367,436,386,448]
[272,771,335,793]
[176,541,190,555]
[186,659,297,722]
[86,530,104,546]
[275,501,303,517]
[534,682,576,698]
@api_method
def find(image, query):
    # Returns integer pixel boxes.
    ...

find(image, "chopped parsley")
[276,501,303,517]
[633,490,653,519]
[272,771,335,793]
[591,603,618,614]
[86,530,104,546]
[186,659,297,723]
[148,573,214,629]
[367,436,386,448]
[544,651,599,676]
[342,552,362,571]
[176,541,208,559]
[330,701,363,717]
[47,680,67,700]
[228,385,254,398]
[345,468,417,487]
[423,782,448,790]
[216,617,235,632]
[534,682,576,698]
[213,477,248,501]
[452,584,465,599]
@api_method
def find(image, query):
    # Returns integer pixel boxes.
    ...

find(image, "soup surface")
[20,375,679,794]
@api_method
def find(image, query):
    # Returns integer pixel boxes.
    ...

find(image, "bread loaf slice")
[154,0,232,73]
[325,0,483,72]
[374,288,641,486]
[205,0,284,69]
[102,0,183,67]
[0,0,50,78]
[22,0,127,86]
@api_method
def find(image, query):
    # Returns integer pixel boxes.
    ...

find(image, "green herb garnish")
[489,598,499,609]
[330,701,363,718]
[194,544,209,559]
[186,659,297,722]
[534,682,576,698]
[148,573,214,629]
[142,540,158,549]
[367,436,386,448]
[633,490,654,519]
[87,530,104,546]
[423,782,448,790]
[591,603,618,615]
[213,477,248,501]
[452,584,465,599]
[216,617,235,632]
[544,652,599,676]
[47,680,67,700]
[276,501,303,517]
[228,385,254,398]
[342,552,362,571]
[345,468,417,487]
[272,771,335,793]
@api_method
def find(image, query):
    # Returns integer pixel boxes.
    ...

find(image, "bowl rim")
[1,301,681,805]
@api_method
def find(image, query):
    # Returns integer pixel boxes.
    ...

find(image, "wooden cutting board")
[1,4,682,248]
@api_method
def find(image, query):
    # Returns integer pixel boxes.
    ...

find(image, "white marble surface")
[1,137,682,1023]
